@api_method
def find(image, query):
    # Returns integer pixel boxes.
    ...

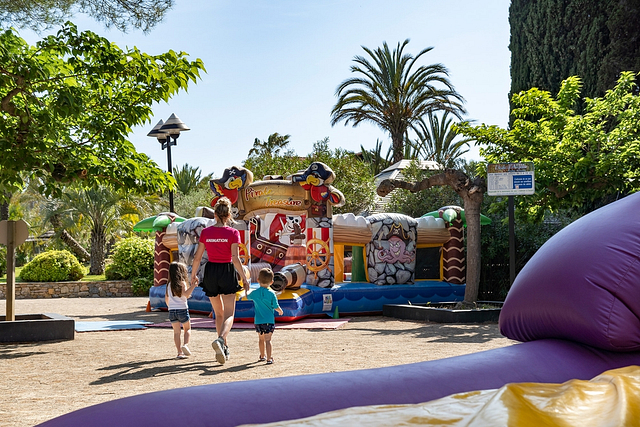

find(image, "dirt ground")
[0,297,516,427]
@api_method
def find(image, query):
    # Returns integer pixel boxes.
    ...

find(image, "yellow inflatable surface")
[246,366,640,426]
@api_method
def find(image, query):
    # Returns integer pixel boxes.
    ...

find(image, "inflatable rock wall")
[366,213,417,285]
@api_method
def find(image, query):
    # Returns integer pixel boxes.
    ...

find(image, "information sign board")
[487,162,535,196]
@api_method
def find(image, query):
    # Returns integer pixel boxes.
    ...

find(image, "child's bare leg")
[171,322,182,354]
[183,321,191,346]
[264,332,273,359]
[258,332,266,358]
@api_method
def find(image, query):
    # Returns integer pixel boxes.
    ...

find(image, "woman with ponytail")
[191,197,251,365]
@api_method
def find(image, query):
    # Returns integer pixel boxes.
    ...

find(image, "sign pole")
[508,196,516,285]
[6,220,16,321]
[487,162,535,287]
[1,219,29,322]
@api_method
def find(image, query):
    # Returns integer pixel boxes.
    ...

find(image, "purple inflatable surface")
[39,339,640,427]
[499,192,640,351]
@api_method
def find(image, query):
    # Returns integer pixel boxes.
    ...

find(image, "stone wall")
[0,280,133,299]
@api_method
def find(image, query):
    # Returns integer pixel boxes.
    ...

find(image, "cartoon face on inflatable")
[379,235,415,264]
[209,165,254,206]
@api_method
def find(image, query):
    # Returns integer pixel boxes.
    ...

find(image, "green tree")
[413,111,473,169]
[0,23,205,218]
[459,72,640,221]
[59,184,157,274]
[0,0,174,32]
[385,160,463,218]
[331,39,465,164]
[173,186,212,218]
[308,138,375,215]
[509,0,640,104]
[173,163,211,195]
[359,139,392,176]
[243,133,306,180]
[11,178,91,262]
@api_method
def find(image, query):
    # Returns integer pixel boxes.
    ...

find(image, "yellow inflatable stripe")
[259,366,640,426]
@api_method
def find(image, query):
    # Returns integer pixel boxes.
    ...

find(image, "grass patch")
[0,266,106,283]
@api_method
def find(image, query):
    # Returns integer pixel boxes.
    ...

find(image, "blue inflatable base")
[150,281,465,322]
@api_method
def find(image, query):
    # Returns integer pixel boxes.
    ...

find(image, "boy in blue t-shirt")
[246,268,283,364]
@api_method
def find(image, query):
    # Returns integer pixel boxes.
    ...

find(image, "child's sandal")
[266,358,274,364]
[258,356,267,362]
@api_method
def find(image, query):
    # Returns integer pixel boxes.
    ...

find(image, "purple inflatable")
[500,192,640,351]
[38,193,640,426]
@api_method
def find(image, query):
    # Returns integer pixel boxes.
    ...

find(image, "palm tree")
[331,39,466,163]
[247,133,292,158]
[173,163,212,195]
[414,112,473,169]
[12,179,91,262]
[359,139,392,176]
[61,185,157,275]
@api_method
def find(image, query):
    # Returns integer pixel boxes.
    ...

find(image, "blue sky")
[20,0,511,178]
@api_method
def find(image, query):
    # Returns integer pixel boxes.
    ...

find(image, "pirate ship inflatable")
[136,162,481,321]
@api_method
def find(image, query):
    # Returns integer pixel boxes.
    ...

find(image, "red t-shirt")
[200,225,240,263]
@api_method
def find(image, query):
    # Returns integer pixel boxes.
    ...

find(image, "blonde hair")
[258,268,274,285]
[169,262,189,297]
[214,197,234,225]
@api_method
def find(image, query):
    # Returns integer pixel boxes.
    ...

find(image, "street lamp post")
[147,113,190,213]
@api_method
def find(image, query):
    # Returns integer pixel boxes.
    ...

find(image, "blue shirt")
[247,286,281,325]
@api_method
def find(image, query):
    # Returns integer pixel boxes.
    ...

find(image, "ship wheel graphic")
[238,242,249,265]
[306,238,331,278]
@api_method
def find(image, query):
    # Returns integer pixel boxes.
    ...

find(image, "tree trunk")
[391,132,404,164]
[460,190,484,305]
[89,224,106,275]
[49,214,90,262]
[376,168,486,305]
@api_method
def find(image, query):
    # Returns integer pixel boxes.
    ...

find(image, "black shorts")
[255,323,276,334]
[200,262,242,297]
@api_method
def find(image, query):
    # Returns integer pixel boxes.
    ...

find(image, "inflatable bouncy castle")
[42,186,640,426]
[134,162,484,320]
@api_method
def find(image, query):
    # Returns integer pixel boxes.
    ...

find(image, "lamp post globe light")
[147,113,190,213]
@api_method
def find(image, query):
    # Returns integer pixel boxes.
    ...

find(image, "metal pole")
[6,220,16,321]
[166,137,174,213]
[508,195,516,285]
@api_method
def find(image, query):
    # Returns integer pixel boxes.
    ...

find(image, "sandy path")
[0,297,516,427]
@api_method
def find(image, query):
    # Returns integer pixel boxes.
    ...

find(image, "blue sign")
[513,175,533,189]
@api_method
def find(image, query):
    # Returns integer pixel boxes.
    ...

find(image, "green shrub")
[0,246,6,277]
[104,261,123,280]
[19,250,84,282]
[131,276,154,296]
[106,237,154,280]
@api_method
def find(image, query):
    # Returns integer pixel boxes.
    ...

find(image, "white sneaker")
[181,345,191,356]
[212,338,225,364]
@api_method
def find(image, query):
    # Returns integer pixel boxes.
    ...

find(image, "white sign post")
[0,220,29,321]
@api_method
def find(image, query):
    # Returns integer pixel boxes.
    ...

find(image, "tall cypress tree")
[510,0,638,103]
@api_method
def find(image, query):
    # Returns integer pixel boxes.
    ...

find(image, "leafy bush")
[0,246,6,277]
[104,262,123,280]
[19,250,84,282]
[106,237,154,280]
[131,276,154,296]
